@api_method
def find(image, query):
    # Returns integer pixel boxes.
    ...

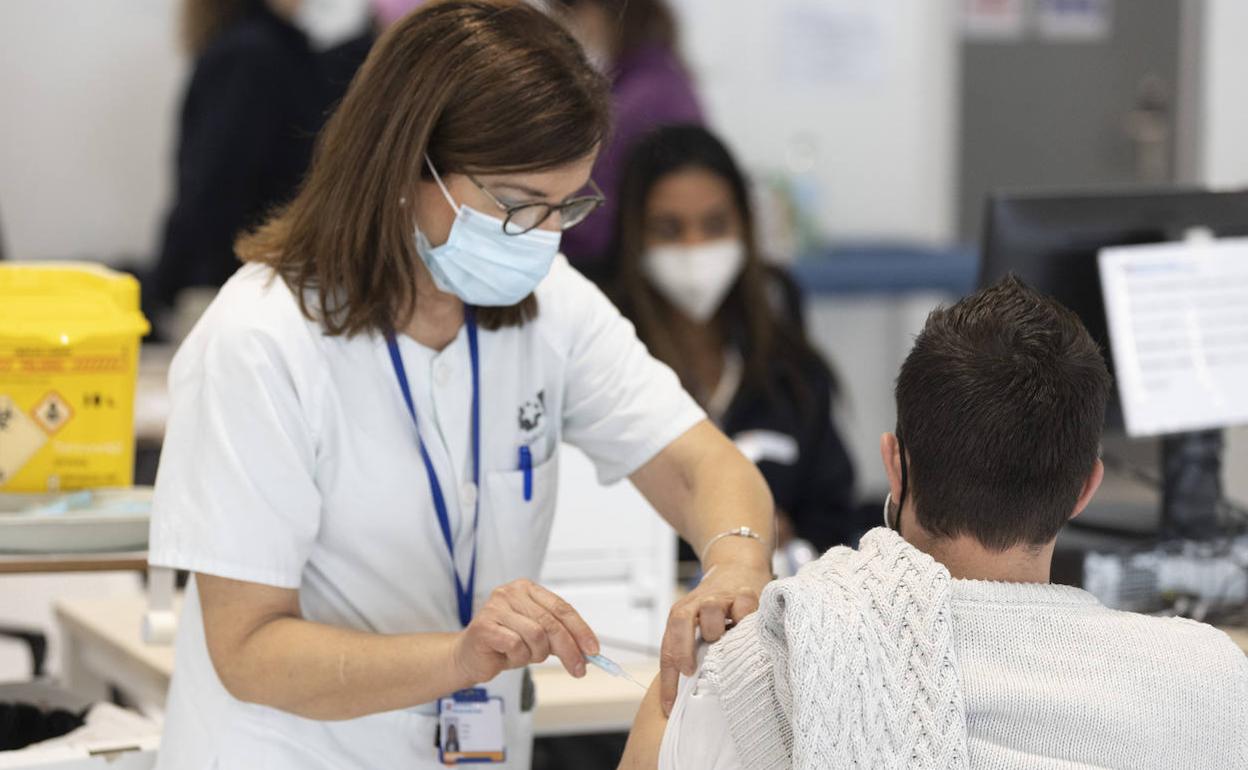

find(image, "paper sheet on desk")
[1099,237,1248,437]
[0,704,160,769]
[25,703,160,753]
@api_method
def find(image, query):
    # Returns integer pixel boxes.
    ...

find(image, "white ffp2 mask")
[294,0,371,50]
[642,239,746,322]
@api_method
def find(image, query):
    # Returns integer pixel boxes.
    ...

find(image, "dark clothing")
[561,44,703,268]
[320,31,375,108]
[149,9,369,311]
[717,338,857,555]
[732,273,854,553]
[716,270,857,554]
[621,266,857,556]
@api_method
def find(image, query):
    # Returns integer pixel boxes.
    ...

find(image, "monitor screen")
[979,187,1248,428]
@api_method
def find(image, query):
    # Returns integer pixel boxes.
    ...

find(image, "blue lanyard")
[385,309,481,628]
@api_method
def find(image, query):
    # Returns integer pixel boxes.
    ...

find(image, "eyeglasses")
[468,175,606,236]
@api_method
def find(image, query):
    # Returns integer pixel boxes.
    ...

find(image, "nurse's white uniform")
[148,256,704,769]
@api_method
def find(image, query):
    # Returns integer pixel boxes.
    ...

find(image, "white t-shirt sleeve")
[659,667,744,770]
[552,262,705,484]
[148,305,322,589]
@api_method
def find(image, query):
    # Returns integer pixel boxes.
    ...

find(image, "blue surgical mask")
[415,157,562,307]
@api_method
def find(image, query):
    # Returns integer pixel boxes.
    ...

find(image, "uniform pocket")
[482,450,560,581]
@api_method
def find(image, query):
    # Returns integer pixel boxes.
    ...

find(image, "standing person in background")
[611,125,857,563]
[146,0,371,336]
[555,0,703,282]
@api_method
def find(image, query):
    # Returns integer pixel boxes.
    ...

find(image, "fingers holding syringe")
[493,609,551,664]
[528,583,600,658]
[507,594,585,677]
[500,580,599,677]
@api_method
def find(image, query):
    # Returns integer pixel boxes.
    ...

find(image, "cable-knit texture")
[703,527,968,770]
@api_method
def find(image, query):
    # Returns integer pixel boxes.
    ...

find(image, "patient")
[620,276,1248,769]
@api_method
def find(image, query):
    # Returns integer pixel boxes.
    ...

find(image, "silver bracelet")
[699,526,764,564]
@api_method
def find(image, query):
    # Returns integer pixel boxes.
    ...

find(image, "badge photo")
[438,688,506,765]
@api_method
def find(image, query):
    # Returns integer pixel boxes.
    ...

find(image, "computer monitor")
[980,186,1248,538]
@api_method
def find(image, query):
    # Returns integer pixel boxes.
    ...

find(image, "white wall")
[0,0,963,259]
[671,0,960,245]
[0,0,185,263]
[1197,0,1248,505]
[1199,0,1248,188]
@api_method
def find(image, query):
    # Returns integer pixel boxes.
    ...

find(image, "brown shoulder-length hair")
[238,0,611,336]
[181,0,254,57]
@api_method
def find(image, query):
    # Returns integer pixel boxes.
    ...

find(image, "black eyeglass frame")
[466,175,605,236]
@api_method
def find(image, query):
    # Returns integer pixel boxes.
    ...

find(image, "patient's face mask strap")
[884,433,908,533]
[898,434,909,515]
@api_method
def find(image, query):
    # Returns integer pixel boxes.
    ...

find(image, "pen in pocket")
[519,445,533,502]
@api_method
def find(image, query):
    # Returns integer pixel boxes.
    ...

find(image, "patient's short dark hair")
[895,275,1112,550]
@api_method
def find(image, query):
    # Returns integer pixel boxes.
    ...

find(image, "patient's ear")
[879,433,903,504]
[1070,458,1105,521]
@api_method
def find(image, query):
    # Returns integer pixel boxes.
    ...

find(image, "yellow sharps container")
[0,262,150,493]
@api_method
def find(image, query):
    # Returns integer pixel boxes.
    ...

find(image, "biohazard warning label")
[0,394,48,486]
[32,391,72,434]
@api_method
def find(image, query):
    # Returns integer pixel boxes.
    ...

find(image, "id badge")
[438,688,506,765]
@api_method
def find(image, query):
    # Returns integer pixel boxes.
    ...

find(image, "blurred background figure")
[370,0,428,26]
[609,125,857,569]
[553,0,703,281]
[145,0,373,337]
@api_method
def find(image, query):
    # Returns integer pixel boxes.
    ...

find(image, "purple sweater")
[562,44,704,265]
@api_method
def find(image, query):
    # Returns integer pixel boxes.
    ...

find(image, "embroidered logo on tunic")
[518,390,546,433]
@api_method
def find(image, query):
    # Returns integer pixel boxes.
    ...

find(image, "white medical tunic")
[148,257,704,769]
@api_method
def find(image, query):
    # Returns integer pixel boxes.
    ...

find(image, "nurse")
[147,2,774,768]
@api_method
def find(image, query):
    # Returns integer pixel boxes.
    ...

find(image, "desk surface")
[54,595,653,737]
[1221,626,1248,653]
[0,551,148,574]
[56,596,176,685]
[532,659,656,736]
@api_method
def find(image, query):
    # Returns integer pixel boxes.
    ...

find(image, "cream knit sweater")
[684,528,1248,770]
[703,528,968,769]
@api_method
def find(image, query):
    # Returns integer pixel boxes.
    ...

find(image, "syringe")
[585,653,648,690]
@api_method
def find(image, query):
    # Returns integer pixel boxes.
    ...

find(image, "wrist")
[701,531,772,571]
[444,631,478,693]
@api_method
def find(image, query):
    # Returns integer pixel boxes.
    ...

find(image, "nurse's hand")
[451,579,600,686]
[659,558,771,715]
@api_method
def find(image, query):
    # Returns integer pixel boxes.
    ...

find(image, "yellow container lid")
[0,262,151,344]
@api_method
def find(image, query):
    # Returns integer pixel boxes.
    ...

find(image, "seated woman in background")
[608,124,856,560]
